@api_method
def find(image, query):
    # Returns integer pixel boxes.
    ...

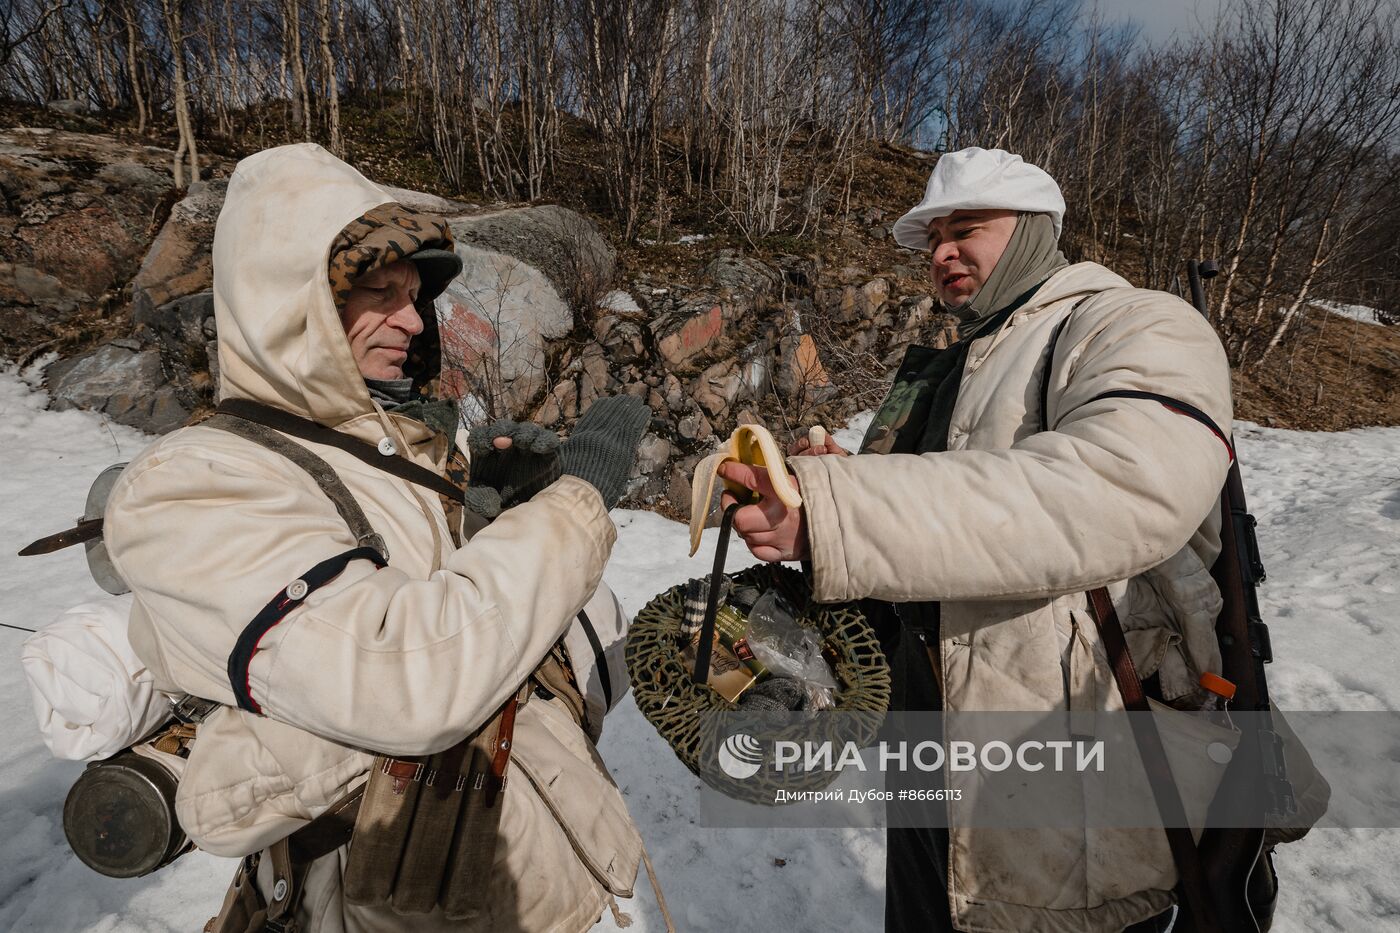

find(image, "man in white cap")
[720,147,1235,931]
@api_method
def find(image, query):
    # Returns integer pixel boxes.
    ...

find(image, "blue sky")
[1091,0,1225,47]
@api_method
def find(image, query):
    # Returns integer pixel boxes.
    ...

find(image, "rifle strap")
[203,413,387,560]
[215,398,465,502]
[1085,586,1222,933]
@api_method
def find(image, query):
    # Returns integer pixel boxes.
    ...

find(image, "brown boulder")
[533,380,578,425]
[662,374,685,410]
[598,316,648,365]
[576,342,613,411]
[859,278,891,319]
[0,127,177,356]
[651,300,725,371]
[776,333,835,403]
[677,409,713,442]
[815,277,890,324]
[130,180,227,323]
[693,360,743,418]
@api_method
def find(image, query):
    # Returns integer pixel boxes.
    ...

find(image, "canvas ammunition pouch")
[339,647,589,918]
[341,688,522,917]
[199,406,591,928]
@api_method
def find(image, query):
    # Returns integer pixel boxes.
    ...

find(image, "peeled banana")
[687,423,803,556]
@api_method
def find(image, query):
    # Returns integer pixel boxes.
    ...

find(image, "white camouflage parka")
[104,144,642,933]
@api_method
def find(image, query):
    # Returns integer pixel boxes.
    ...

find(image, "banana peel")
[687,423,802,556]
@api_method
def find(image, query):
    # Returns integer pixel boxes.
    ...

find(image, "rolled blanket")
[21,601,174,761]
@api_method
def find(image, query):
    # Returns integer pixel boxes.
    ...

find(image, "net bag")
[627,563,890,805]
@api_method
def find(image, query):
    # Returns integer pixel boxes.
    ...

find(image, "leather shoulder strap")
[216,398,465,503]
[1040,294,1229,931]
[204,413,387,560]
[286,784,365,865]
[1086,587,1223,933]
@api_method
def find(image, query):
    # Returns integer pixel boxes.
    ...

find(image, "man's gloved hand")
[560,395,650,510]
[463,419,562,519]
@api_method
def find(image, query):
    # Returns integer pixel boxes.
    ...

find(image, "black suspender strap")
[1037,299,1235,462]
[1038,313,1075,434]
[576,608,612,710]
[1081,390,1235,462]
[227,546,388,713]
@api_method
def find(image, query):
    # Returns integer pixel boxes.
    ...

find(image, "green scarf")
[365,376,461,440]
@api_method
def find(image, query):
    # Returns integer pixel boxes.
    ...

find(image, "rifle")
[1184,258,1295,932]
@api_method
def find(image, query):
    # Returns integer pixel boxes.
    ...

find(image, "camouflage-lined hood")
[212,144,453,426]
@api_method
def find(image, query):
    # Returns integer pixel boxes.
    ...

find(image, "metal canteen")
[63,750,188,878]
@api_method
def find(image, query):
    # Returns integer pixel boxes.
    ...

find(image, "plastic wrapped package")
[745,589,839,710]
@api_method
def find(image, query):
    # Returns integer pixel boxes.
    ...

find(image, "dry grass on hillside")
[1233,307,1400,431]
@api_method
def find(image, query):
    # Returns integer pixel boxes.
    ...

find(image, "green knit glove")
[560,396,650,509]
[464,419,562,518]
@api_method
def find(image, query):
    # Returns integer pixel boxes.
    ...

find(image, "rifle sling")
[286,783,365,865]
[1086,586,1222,933]
[216,398,465,503]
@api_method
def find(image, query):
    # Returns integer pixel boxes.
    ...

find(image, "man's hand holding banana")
[702,425,844,564]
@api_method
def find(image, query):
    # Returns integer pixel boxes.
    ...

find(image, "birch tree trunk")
[159,0,198,187]
[287,0,312,138]
[318,0,341,155]
[123,0,148,134]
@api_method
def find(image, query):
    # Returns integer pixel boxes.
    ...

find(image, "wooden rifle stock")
[1182,258,1294,932]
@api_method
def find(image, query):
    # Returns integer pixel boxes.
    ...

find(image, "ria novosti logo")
[717,731,1110,781]
[717,733,764,780]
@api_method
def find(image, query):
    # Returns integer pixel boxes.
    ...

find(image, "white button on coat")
[377,437,397,456]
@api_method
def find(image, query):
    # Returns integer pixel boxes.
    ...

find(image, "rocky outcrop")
[0,127,178,357]
[815,276,890,324]
[437,243,576,413]
[46,340,190,433]
[650,300,725,371]
[130,181,226,324]
[703,250,781,300]
[8,128,949,517]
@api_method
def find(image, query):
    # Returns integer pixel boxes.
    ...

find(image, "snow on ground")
[635,233,713,247]
[1,365,1397,931]
[1311,300,1387,325]
[598,290,643,315]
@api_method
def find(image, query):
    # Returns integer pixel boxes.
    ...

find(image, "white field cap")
[892,147,1065,250]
